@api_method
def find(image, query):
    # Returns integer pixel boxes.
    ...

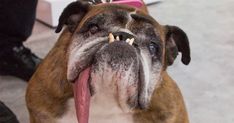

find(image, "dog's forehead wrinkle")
[125,11,136,29]
[83,9,130,30]
[130,14,156,25]
[113,9,129,24]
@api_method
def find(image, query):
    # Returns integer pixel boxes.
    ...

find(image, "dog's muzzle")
[70,31,146,123]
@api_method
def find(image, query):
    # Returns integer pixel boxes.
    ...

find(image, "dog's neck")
[90,92,130,115]
[88,92,135,123]
[89,71,135,115]
[84,78,135,123]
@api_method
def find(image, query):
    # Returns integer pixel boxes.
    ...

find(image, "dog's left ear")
[165,25,191,66]
[55,1,90,33]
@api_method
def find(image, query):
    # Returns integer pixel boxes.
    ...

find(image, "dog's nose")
[109,32,135,45]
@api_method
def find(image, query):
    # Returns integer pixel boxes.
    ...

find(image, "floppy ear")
[165,25,191,66]
[55,1,90,33]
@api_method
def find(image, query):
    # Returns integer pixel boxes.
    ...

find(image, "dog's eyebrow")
[79,14,105,32]
[130,14,155,24]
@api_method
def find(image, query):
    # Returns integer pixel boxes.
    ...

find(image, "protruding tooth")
[109,33,114,43]
[126,38,130,43]
[116,36,120,41]
[129,38,135,45]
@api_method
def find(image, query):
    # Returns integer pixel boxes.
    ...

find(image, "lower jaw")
[72,66,148,123]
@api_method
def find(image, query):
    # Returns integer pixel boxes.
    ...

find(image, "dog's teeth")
[109,33,114,43]
[116,36,120,41]
[126,38,130,43]
[129,38,135,45]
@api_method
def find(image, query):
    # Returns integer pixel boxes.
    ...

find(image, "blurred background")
[0,0,234,123]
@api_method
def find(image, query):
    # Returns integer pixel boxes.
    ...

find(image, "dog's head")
[56,0,190,120]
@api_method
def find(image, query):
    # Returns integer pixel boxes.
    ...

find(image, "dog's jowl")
[26,1,191,123]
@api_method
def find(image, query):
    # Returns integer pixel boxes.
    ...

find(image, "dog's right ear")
[55,1,90,33]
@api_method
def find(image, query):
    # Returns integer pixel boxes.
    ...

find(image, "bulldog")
[26,0,191,123]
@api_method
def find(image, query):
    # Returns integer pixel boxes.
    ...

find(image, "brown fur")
[26,2,189,123]
[133,72,189,123]
[26,30,73,123]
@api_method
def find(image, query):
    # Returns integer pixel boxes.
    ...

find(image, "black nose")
[113,32,135,41]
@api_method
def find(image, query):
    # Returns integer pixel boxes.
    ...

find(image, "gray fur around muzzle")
[67,32,158,110]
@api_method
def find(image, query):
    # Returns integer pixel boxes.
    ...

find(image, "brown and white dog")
[26,0,191,123]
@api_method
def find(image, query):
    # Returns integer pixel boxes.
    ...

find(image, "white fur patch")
[56,97,135,123]
[139,49,151,102]
[67,37,107,81]
[89,65,136,123]
[139,50,162,106]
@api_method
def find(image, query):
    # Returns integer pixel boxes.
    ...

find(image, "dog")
[26,0,191,123]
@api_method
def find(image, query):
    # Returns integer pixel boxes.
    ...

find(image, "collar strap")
[105,0,144,8]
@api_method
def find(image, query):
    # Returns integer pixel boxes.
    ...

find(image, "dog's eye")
[89,24,99,34]
[148,42,159,56]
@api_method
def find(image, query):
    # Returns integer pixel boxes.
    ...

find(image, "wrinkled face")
[56,2,190,122]
[67,6,164,110]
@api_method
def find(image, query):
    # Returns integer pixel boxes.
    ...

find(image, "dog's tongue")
[73,67,91,123]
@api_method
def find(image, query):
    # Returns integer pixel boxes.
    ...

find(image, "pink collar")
[110,0,143,8]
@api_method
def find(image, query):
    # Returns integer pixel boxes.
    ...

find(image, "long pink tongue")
[73,67,91,123]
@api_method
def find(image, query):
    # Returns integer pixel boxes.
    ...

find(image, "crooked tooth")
[129,38,135,45]
[109,33,114,43]
[126,38,130,43]
[116,36,120,41]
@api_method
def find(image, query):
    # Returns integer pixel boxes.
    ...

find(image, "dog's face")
[56,1,190,112]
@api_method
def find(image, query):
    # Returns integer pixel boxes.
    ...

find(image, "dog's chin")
[72,63,152,109]
[73,65,144,109]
